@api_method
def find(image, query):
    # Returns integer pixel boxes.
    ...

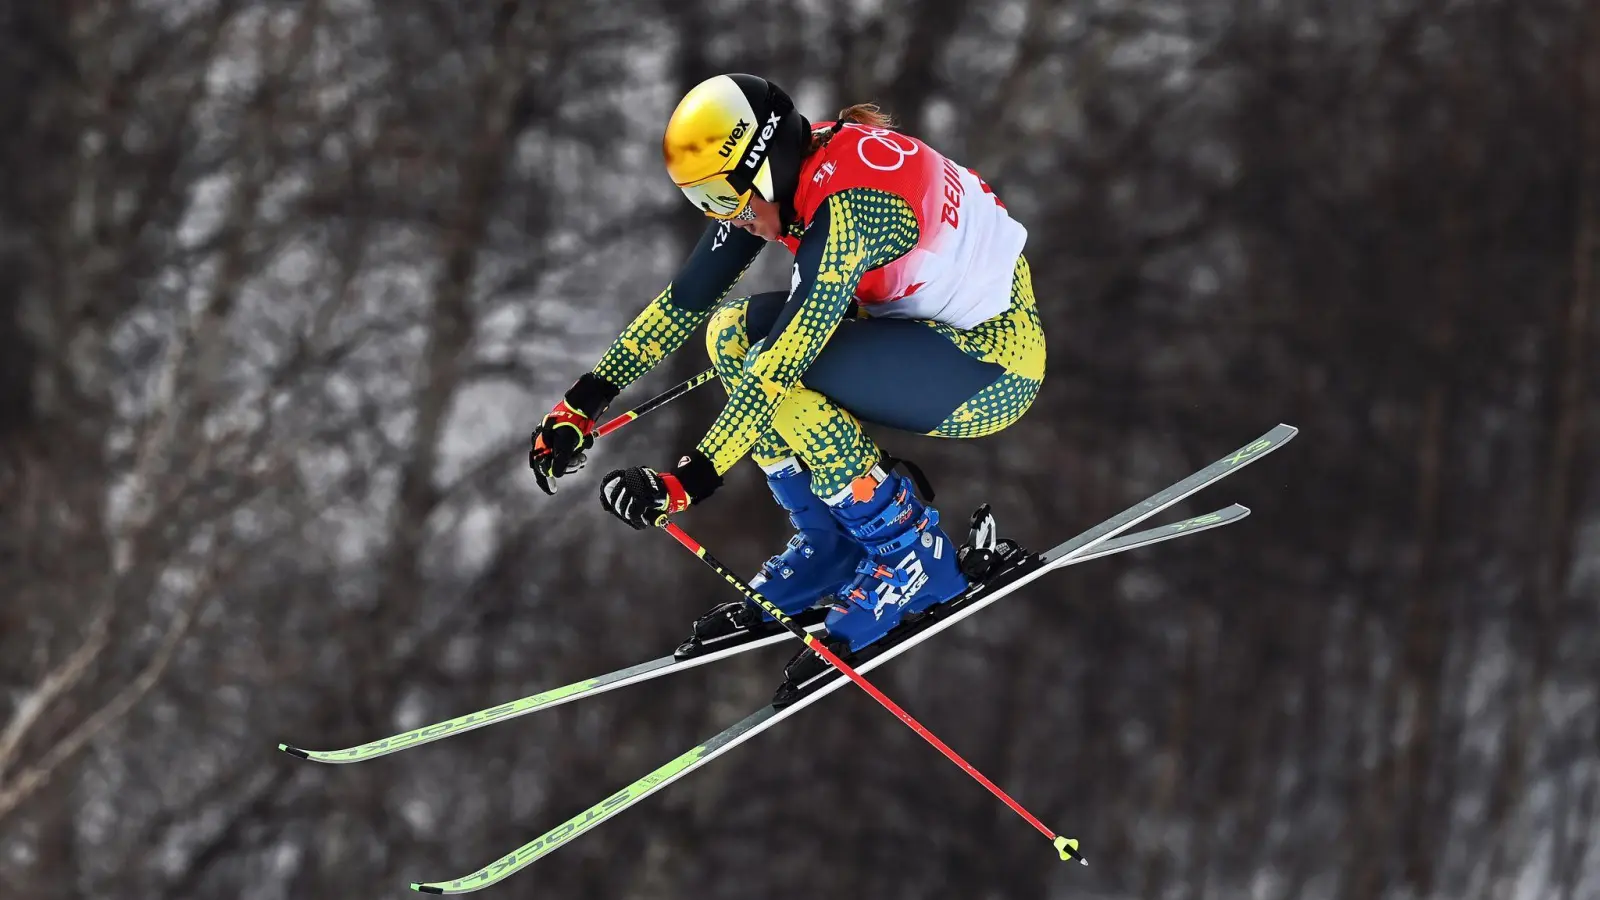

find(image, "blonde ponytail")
[808,103,897,153]
[836,103,895,129]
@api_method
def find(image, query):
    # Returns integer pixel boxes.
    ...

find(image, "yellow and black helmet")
[663,74,810,220]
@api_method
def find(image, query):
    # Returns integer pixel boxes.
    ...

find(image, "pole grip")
[532,368,714,464]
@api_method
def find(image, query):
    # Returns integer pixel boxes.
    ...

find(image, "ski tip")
[411,883,443,894]
[277,744,310,759]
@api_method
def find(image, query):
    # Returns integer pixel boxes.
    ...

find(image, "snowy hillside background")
[2,1,1597,898]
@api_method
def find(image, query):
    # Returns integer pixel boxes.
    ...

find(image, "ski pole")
[534,368,717,459]
[658,520,1088,866]
[594,368,716,439]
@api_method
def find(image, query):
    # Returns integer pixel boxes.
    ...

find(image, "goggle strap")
[727,85,793,194]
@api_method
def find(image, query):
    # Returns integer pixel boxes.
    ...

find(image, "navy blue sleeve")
[593,220,764,389]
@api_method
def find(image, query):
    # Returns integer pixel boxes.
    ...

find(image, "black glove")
[600,449,723,530]
[530,373,618,495]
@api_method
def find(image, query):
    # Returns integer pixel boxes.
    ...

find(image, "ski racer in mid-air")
[531,73,1046,667]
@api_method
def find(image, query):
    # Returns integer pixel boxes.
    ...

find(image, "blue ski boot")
[675,464,862,659]
[748,466,866,617]
[770,465,971,701]
[821,467,969,652]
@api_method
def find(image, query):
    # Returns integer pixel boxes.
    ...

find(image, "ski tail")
[277,631,801,764]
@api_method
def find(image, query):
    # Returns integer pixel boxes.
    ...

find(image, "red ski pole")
[658,519,1087,866]
[592,368,715,439]
[534,368,716,460]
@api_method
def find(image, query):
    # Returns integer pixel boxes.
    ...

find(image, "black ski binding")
[770,634,853,707]
[957,504,1003,579]
[675,600,827,660]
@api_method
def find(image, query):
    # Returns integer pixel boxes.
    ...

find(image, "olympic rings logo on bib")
[853,126,919,171]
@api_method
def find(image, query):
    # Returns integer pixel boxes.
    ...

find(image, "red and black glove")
[599,449,723,530]
[530,373,619,495]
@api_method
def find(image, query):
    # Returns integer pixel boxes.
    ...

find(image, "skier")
[530,73,1046,666]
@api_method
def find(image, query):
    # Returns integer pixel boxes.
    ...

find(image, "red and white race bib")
[782,123,1027,329]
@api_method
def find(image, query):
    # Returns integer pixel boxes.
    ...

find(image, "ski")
[277,507,1240,766]
[407,417,1293,894]
[277,623,820,764]
[410,509,1249,894]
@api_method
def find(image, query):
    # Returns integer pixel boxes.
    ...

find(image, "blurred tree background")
[2,0,1596,898]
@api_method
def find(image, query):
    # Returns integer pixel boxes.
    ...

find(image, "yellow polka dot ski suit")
[702,189,1044,498]
[588,187,1043,500]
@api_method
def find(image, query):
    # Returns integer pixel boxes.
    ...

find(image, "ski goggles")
[677,170,761,221]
